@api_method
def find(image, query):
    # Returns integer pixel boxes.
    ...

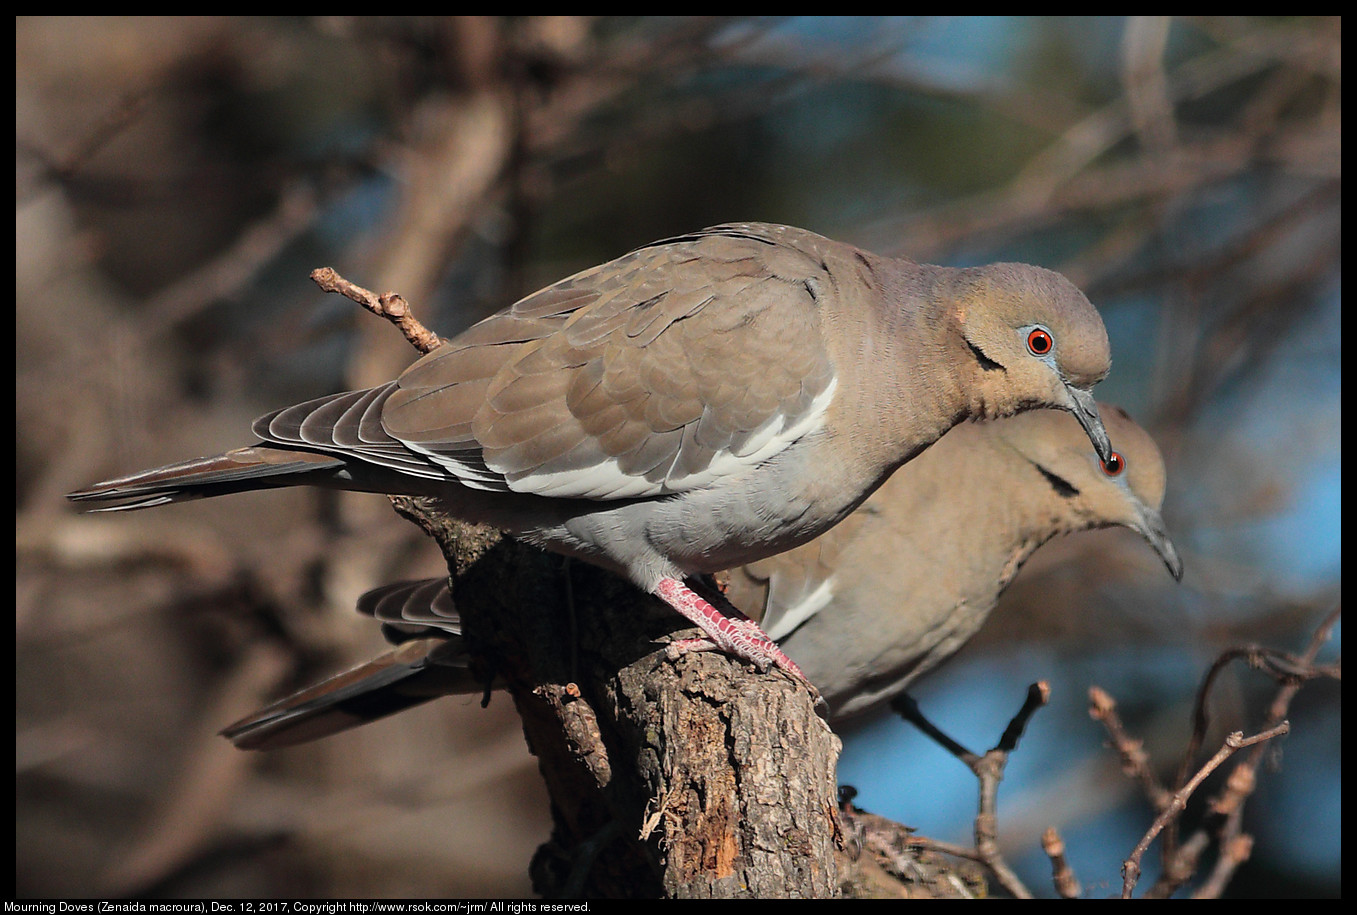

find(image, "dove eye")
[1020,328,1053,355]
[1101,451,1125,476]
[1026,327,1053,356]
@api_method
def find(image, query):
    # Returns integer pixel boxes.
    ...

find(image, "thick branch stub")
[388,496,842,898]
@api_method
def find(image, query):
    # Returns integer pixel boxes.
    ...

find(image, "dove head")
[945,262,1113,463]
[997,404,1182,580]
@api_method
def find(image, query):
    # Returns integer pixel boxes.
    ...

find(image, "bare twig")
[971,756,1029,897]
[1121,722,1290,898]
[891,693,975,763]
[892,683,1050,899]
[1042,826,1082,899]
[905,834,985,866]
[1173,605,1342,899]
[309,267,443,354]
[1091,607,1340,899]
[1168,607,1343,863]
[996,681,1051,753]
[1088,685,1172,811]
[1192,834,1255,900]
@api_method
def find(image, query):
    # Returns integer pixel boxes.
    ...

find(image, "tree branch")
[389,498,843,898]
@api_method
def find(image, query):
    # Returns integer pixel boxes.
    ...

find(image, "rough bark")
[391,496,843,899]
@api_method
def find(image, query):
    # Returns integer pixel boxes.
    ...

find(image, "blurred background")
[16,16,1339,898]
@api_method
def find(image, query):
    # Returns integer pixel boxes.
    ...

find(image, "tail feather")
[67,446,352,511]
[359,577,461,635]
[223,579,484,751]
[220,637,479,751]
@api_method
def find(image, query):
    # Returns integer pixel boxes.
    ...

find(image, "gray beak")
[1132,503,1185,581]
[1064,384,1113,464]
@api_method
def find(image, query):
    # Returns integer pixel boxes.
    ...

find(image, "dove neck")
[850,260,972,474]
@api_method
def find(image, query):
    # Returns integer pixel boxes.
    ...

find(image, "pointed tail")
[222,578,483,750]
[67,446,359,511]
[220,636,479,750]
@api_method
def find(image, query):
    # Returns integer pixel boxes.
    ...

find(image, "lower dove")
[222,405,1181,748]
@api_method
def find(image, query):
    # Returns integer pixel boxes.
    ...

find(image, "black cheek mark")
[1035,464,1080,498]
[966,338,1006,372]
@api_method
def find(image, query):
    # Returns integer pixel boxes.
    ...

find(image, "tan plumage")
[221,405,1181,749]
[70,222,1114,677]
[730,404,1182,719]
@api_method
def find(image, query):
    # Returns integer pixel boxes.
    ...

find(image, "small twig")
[996,681,1051,752]
[1042,826,1082,899]
[1168,610,1342,861]
[1088,685,1172,811]
[893,683,1050,899]
[1121,722,1290,898]
[1173,605,1341,898]
[1145,828,1211,899]
[1176,647,1275,796]
[1093,607,1340,899]
[891,693,976,763]
[638,786,675,841]
[309,267,443,354]
[970,753,1030,899]
[906,834,985,865]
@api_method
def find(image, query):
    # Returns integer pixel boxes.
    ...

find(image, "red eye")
[1027,328,1053,355]
[1101,452,1125,476]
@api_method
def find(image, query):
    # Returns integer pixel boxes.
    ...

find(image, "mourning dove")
[69,222,1113,677]
[221,405,1180,749]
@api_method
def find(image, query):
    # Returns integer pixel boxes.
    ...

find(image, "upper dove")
[69,222,1114,678]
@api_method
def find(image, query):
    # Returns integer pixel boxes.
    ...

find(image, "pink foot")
[655,577,808,681]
